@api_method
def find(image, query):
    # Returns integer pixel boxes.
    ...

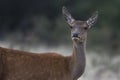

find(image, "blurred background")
[0,0,120,80]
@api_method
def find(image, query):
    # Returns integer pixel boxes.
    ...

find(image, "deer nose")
[73,33,79,37]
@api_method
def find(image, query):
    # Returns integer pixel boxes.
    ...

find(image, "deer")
[0,6,98,80]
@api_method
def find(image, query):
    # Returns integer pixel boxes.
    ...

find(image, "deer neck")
[71,41,86,80]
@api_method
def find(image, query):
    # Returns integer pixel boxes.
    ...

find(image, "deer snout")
[72,33,79,37]
[72,33,80,41]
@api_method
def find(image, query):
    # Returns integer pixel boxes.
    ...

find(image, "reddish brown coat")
[0,47,72,80]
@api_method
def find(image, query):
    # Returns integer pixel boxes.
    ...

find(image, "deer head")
[62,6,98,43]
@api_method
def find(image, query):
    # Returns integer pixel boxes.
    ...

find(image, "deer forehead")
[72,21,87,28]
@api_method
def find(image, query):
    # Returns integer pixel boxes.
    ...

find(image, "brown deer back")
[0,47,71,80]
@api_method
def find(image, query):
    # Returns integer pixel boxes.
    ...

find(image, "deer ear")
[62,6,75,26]
[86,11,98,28]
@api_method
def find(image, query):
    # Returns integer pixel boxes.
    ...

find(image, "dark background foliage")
[0,0,120,55]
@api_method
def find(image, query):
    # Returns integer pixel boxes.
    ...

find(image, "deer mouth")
[72,37,85,42]
[72,37,80,41]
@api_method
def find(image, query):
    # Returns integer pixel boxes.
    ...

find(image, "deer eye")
[69,26,73,29]
[84,27,88,30]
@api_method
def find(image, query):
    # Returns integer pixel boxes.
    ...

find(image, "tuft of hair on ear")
[62,6,69,21]
[62,6,67,13]
[62,6,75,26]
[87,11,98,28]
